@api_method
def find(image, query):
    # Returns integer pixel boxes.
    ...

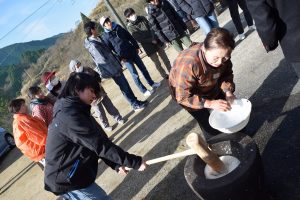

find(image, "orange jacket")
[13,114,48,162]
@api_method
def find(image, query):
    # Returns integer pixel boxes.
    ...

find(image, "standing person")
[28,86,53,127]
[169,28,236,140]
[175,0,219,35]
[44,73,147,199]
[69,59,125,131]
[166,0,198,33]
[9,98,47,167]
[41,71,64,104]
[225,0,256,40]
[247,0,300,78]
[84,21,147,112]
[100,16,161,96]
[146,0,192,53]
[124,8,172,79]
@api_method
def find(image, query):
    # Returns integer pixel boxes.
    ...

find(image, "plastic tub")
[209,99,252,133]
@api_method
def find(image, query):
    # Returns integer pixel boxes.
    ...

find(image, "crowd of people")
[8,0,299,199]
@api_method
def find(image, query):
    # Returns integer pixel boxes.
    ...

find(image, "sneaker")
[238,33,246,41]
[103,126,113,132]
[143,90,154,97]
[152,82,161,89]
[133,101,148,112]
[248,25,256,31]
[117,119,125,125]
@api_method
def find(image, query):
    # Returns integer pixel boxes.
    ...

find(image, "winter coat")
[248,0,300,63]
[127,16,161,56]
[13,113,47,162]
[102,23,140,60]
[84,36,123,78]
[167,0,190,22]
[44,96,142,195]
[147,0,187,43]
[167,0,181,11]
[30,98,53,127]
[175,0,214,19]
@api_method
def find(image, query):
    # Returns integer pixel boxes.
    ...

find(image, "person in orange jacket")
[8,98,48,166]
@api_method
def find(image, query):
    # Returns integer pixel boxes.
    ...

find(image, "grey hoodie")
[84,36,122,78]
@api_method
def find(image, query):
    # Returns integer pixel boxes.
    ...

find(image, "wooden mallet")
[126,133,226,173]
[185,132,226,173]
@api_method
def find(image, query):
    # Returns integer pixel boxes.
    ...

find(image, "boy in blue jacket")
[100,16,161,97]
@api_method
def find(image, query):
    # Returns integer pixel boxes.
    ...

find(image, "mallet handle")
[145,149,195,165]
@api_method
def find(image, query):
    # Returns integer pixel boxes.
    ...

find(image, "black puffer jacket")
[147,0,187,43]
[127,16,161,56]
[175,0,214,19]
[44,97,142,195]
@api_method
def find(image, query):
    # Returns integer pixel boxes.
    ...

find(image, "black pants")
[186,92,226,141]
[187,108,222,141]
[168,84,223,141]
[226,0,254,34]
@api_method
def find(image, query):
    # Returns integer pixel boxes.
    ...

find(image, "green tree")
[80,12,103,34]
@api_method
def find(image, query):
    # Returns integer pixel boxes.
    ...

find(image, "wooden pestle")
[124,132,226,173]
[186,132,226,173]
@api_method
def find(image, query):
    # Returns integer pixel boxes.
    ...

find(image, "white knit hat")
[69,59,80,72]
[99,16,109,27]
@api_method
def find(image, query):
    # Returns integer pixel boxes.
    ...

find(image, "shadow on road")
[245,59,300,199]
[95,80,185,179]
[0,147,22,174]
[109,120,198,200]
[247,59,298,137]
[143,157,199,200]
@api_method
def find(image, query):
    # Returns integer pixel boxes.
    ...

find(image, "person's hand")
[118,166,129,175]
[221,82,234,93]
[225,91,236,104]
[264,42,278,52]
[152,39,158,44]
[91,99,97,106]
[121,58,127,63]
[204,99,231,112]
[138,161,148,171]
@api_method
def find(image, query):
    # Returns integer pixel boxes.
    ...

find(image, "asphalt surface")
[217,9,300,200]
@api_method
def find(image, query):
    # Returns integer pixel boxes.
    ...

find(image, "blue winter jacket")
[102,22,140,60]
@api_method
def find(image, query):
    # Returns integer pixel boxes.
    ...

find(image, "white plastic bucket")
[209,98,252,133]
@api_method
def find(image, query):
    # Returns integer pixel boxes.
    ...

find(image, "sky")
[0,0,99,48]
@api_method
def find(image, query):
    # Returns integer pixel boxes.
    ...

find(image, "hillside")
[0,33,65,67]
[20,0,146,96]
[0,34,66,131]
[0,0,147,131]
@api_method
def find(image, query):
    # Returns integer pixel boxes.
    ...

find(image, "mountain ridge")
[0,33,65,67]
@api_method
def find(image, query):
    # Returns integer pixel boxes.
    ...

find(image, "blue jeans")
[61,183,112,200]
[124,53,154,93]
[195,10,219,35]
[112,73,139,107]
